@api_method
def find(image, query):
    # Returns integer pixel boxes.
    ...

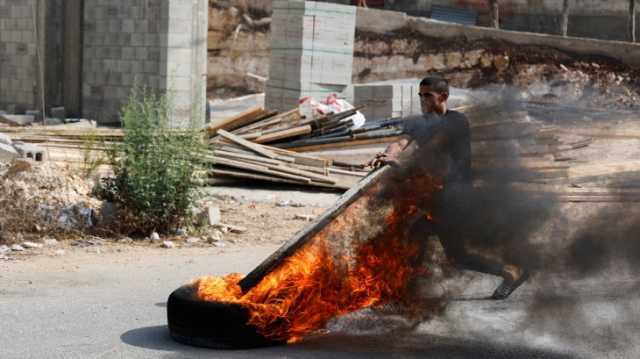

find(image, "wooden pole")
[238,166,390,293]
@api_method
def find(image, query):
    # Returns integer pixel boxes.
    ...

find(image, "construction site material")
[13,143,47,162]
[266,0,356,111]
[50,107,66,119]
[208,138,362,190]
[349,80,422,121]
[0,161,101,234]
[0,133,12,146]
[206,106,272,137]
[0,114,35,127]
[0,143,19,162]
[217,129,278,159]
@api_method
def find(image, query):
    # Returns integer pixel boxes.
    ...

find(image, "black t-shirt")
[401,111,472,184]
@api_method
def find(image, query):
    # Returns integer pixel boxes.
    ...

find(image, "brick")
[50,106,66,119]
[122,19,134,33]
[144,33,158,46]
[131,33,145,46]
[135,47,147,60]
[121,46,134,60]
[0,133,12,145]
[13,142,46,161]
[0,142,17,162]
[134,21,148,34]
[0,113,34,126]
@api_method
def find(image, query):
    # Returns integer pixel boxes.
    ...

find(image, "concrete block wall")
[266,0,356,111]
[0,0,38,113]
[82,0,207,126]
[351,81,421,121]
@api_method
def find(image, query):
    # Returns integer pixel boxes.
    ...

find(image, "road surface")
[1,245,638,359]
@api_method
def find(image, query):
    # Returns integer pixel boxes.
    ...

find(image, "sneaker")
[491,269,530,300]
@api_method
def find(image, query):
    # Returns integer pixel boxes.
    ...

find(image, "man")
[370,76,528,300]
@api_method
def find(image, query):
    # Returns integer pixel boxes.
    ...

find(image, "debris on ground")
[293,214,314,221]
[43,238,58,246]
[0,161,101,237]
[11,244,25,252]
[22,241,43,249]
[186,237,202,244]
[149,232,161,242]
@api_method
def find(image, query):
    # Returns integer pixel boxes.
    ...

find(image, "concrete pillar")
[63,0,83,117]
[561,0,571,37]
[489,0,499,28]
[630,0,637,42]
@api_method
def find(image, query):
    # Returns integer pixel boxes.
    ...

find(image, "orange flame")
[196,174,441,343]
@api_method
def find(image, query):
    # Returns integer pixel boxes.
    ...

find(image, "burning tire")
[167,284,284,349]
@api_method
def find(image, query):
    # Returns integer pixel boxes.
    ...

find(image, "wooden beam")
[269,147,330,167]
[234,108,301,135]
[208,169,347,190]
[286,136,401,152]
[212,149,284,166]
[216,129,278,159]
[254,125,312,144]
[238,166,390,293]
[206,106,269,137]
[266,164,336,184]
[206,156,312,183]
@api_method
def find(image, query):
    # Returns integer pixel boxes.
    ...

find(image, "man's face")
[419,85,447,115]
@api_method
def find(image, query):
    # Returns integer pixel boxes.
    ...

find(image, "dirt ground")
[0,198,326,262]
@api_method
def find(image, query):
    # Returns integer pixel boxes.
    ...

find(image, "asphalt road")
[1,245,638,359]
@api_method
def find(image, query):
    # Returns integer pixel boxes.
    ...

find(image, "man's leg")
[437,229,529,299]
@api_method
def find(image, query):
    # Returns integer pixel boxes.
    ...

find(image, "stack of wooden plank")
[204,105,385,189]
[205,129,368,190]
[206,105,378,146]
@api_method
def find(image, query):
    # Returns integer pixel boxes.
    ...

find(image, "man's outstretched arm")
[368,136,411,168]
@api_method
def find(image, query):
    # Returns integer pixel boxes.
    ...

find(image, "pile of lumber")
[206,129,367,190]
[205,105,386,189]
[206,105,390,147]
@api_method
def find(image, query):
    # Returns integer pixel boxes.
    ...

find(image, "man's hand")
[367,152,400,169]
[366,136,409,169]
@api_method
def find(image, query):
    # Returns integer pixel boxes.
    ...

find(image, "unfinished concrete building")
[0,0,208,126]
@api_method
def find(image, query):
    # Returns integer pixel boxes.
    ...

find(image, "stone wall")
[82,0,208,126]
[384,0,640,40]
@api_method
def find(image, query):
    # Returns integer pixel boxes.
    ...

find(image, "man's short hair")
[420,76,449,94]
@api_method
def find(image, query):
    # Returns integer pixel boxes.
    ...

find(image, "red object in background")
[454,0,513,16]
[351,0,385,8]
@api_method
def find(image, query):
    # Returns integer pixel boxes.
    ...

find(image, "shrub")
[96,89,206,235]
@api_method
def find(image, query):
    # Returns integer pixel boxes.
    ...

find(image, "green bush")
[97,89,206,235]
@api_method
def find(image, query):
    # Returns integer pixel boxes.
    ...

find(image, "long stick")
[238,166,389,293]
[216,129,278,159]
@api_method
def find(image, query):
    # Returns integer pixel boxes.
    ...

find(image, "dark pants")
[414,184,505,277]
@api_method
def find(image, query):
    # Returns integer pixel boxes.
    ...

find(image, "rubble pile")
[0,160,101,239]
[506,57,640,110]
